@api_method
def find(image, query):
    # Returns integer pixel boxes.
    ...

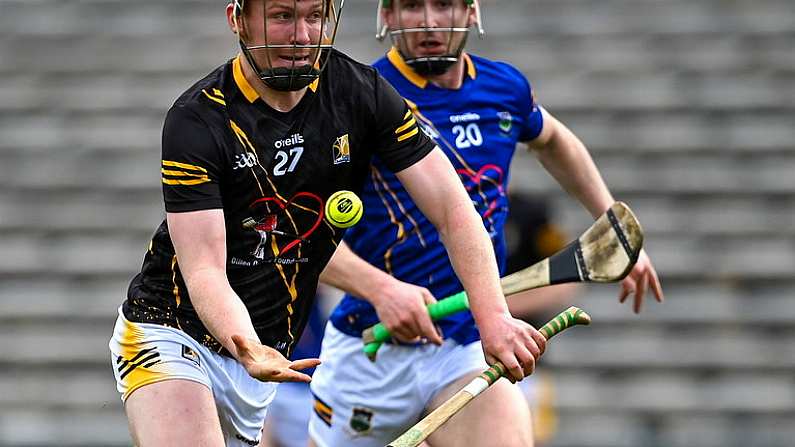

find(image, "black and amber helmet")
[231,0,346,91]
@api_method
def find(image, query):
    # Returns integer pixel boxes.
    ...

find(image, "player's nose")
[289,19,314,45]
[418,4,442,28]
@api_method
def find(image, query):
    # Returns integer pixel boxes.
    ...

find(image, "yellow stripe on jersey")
[162,160,208,173]
[202,89,226,106]
[396,127,418,142]
[403,109,412,120]
[394,116,416,134]
[161,169,209,179]
[395,109,418,142]
[162,178,210,186]
[162,160,211,186]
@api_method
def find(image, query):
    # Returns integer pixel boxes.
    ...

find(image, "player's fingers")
[272,369,313,383]
[389,313,422,342]
[397,304,428,340]
[619,277,634,304]
[420,289,438,306]
[489,350,532,382]
[387,314,422,343]
[483,350,499,367]
[289,358,321,371]
[519,330,541,359]
[649,267,665,302]
[634,270,649,314]
[499,352,524,382]
[390,326,421,344]
[515,344,536,377]
[528,329,547,356]
[416,313,443,345]
[248,363,293,382]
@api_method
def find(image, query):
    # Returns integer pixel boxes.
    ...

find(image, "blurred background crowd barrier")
[0,0,793,446]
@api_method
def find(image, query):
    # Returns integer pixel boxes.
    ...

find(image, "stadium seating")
[0,0,793,445]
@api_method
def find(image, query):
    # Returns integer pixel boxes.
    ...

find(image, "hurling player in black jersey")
[108,1,547,446]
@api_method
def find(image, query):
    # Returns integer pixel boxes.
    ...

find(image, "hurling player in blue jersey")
[309,0,664,446]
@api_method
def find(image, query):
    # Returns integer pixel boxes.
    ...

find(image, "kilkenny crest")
[333,134,350,164]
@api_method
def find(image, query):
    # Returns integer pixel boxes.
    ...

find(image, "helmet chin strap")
[405,58,456,77]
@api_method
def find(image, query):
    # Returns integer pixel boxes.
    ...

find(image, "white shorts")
[308,322,488,447]
[108,308,278,447]
[264,381,313,447]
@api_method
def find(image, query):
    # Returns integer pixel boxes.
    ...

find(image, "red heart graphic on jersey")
[456,164,505,219]
[249,192,324,256]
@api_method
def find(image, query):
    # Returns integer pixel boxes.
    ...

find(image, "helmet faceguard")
[376,0,483,76]
[232,0,346,91]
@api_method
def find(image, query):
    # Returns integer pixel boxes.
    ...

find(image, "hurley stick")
[387,307,592,447]
[362,201,641,360]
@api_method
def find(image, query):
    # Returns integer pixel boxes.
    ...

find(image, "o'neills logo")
[274,133,304,148]
[332,134,350,164]
[449,112,480,123]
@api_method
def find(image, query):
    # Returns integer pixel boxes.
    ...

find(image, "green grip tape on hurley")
[362,291,470,360]
[428,291,470,320]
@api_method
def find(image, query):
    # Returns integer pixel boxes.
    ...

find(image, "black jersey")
[123,50,435,357]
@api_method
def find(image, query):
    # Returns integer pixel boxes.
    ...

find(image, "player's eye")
[307,10,323,23]
[401,0,421,11]
[270,11,293,21]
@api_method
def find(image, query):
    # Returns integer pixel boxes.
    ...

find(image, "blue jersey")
[329,48,544,345]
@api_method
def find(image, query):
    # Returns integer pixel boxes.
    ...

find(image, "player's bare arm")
[320,242,442,344]
[526,108,614,217]
[526,108,664,312]
[167,210,319,383]
[395,147,546,381]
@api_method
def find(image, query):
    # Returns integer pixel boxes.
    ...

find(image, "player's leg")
[109,309,226,446]
[425,374,533,446]
[110,309,276,447]
[421,344,534,447]
[307,322,428,447]
[125,379,225,446]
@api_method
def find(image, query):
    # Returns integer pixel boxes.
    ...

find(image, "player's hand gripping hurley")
[363,201,644,359]
[387,307,591,447]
